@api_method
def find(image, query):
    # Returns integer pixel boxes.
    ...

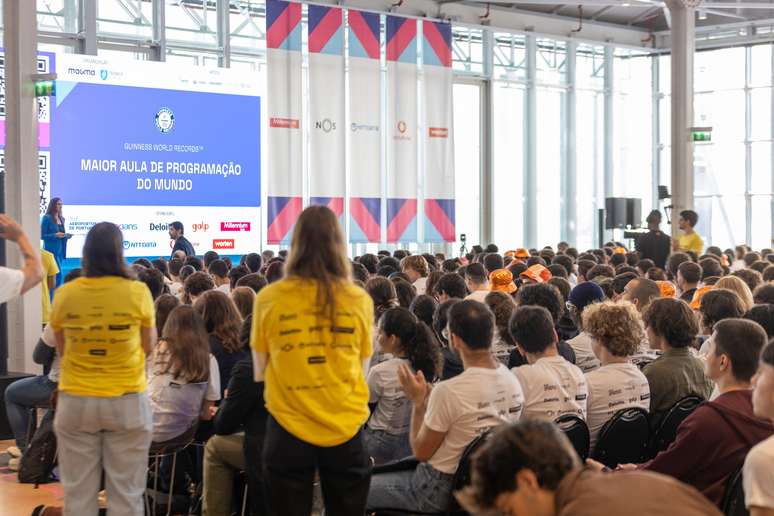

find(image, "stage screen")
[50,54,262,258]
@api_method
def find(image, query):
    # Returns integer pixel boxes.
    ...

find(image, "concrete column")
[524,34,537,249]
[3,0,42,374]
[78,0,97,55]
[603,45,614,202]
[151,0,167,62]
[217,0,231,68]
[481,30,494,248]
[563,41,578,246]
[667,0,695,240]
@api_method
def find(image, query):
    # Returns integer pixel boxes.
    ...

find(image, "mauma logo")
[123,241,157,250]
[67,67,96,77]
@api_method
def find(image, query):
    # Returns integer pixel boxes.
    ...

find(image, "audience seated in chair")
[744,341,774,516]
[641,298,714,428]
[581,301,651,450]
[365,307,442,466]
[509,305,588,422]
[591,318,772,508]
[365,300,524,514]
[565,282,605,373]
[457,420,721,516]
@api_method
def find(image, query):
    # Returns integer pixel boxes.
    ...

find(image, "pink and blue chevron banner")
[308,5,345,229]
[422,20,455,243]
[349,9,382,243]
[266,0,303,244]
[386,16,418,243]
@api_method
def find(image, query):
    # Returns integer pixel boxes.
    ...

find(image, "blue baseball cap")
[568,282,605,312]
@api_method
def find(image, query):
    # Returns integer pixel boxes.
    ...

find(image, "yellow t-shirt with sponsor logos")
[40,249,59,324]
[251,276,373,447]
[50,276,154,397]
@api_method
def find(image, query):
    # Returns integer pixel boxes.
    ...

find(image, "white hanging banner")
[266,0,303,244]
[385,16,418,243]
[422,20,455,242]
[308,5,346,224]
[348,9,382,243]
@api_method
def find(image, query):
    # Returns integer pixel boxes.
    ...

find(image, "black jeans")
[262,415,371,516]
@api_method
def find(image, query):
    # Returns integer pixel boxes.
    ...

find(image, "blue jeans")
[364,427,412,466]
[366,462,454,513]
[4,375,56,448]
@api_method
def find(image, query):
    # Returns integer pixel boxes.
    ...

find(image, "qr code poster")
[0,52,52,122]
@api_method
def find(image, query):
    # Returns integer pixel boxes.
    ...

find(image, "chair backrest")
[448,429,493,515]
[555,414,590,460]
[650,395,704,456]
[721,468,749,516]
[591,407,650,468]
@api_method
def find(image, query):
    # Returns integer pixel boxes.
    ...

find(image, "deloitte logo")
[155,108,175,134]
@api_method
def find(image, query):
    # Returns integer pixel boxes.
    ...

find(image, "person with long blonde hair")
[715,275,755,312]
[251,205,373,516]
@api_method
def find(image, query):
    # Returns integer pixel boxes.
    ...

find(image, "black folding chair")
[649,395,704,457]
[721,467,749,516]
[369,429,492,516]
[591,407,650,469]
[555,414,590,460]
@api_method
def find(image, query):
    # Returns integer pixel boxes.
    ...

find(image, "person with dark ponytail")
[365,307,442,465]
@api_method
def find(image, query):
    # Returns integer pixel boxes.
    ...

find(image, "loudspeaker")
[605,198,627,229]
[626,198,642,228]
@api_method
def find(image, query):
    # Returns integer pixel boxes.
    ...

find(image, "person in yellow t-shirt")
[251,206,373,516]
[50,222,156,516]
[673,209,704,256]
[40,248,59,326]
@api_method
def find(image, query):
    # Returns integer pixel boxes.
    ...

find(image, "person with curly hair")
[485,291,517,365]
[642,298,713,428]
[581,301,651,448]
[365,307,442,465]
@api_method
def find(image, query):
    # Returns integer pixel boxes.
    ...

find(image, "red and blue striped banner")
[266,0,303,244]
[386,16,418,243]
[349,9,382,243]
[308,5,345,231]
[422,20,455,243]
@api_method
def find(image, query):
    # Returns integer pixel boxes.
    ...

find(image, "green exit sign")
[691,126,712,142]
[34,80,55,97]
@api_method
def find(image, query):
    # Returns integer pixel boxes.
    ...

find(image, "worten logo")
[67,67,95,77]
[315,119,336,133]
[429,127,449,138]
[213,239,235,250]
[221,222,251,232]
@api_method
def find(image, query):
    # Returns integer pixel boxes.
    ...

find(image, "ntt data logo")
[123,241,157,250]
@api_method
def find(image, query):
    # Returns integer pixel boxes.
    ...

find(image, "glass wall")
[22,1,774,251]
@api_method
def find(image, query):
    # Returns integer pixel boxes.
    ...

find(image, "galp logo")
[221,222,251,232]
[213,239,235,250]
[192,222,210,232]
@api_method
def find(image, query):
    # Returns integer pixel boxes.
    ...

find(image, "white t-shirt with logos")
[512,355,588,422]
[0,267,24,305]
[585,362,651,448]
[216,283,231,294]
[567,332,601,373]
[465,289,490,303]
[147,353,221,442]
[413,277,428,296]
[367,357,411,435]
[41,324,61,382]
[424,365,524,474]
[744,434,774,510]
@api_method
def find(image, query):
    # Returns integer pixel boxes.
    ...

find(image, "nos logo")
[315,119,336,133]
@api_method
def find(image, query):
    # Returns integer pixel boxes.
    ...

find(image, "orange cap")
[690,285,715,309]
[490,269,518,294]
[520,264,552,284]
[657,281,676,298]
[514,248,530,259]
[614,246,627,255]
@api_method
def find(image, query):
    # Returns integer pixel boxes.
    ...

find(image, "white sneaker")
[7,457,20,471]
[5,446,21,458]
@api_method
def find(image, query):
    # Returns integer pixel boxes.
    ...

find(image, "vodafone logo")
[397,121,407,134]
[221,222,251,232]
[213,239,235,250]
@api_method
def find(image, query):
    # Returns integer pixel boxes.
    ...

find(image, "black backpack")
[18,409,58,485]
